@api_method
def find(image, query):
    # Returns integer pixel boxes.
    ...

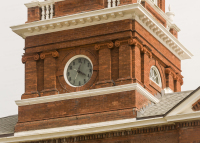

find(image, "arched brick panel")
[148,58,166,90]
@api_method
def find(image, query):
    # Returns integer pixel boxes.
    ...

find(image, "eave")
[0,112,200,143]
[10,3,193,60]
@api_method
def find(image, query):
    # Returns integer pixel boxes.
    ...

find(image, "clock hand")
[75,72,78,80]
[78,63,82,71]
[79,70,86,76]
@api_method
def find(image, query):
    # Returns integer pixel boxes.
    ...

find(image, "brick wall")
[26,7,41,23]
[18,19,183,131]
[22,19,183,97]
[16,90,146,132]
[54,0,106,18]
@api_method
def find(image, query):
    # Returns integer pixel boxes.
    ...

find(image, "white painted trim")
[25,0,65,8]
[15,83,159,106]
[142,0,180,32]
[63,55,93,87]
[167,89,200,116]
[1,112,200,143]
[165,111,200,122]
[10,4,193,60]
[149,66,162,87]
[164,87,173,93]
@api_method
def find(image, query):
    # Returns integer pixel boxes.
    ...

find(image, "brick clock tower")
[2,0,200,142]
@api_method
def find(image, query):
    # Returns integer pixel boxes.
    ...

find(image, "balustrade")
[41,3,54,20]
[35,0,121,21]
[107,0,120,8]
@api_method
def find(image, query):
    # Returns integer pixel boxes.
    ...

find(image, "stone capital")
[22,54,40,64]
[95,41,114,50]
[40,50,59,59]
[142,45,152,59]
[165,68,174,76]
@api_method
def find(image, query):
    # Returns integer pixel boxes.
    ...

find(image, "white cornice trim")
[166,111,200,122]
[10,4,193,60]
[167,88,200,116]
[1,112,200,142]
[15,83,159,106]
[142,0,180,32]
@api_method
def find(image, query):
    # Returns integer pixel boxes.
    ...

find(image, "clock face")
[66,57,93,87]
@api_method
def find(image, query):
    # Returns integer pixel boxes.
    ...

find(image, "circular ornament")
[64,55,93,87]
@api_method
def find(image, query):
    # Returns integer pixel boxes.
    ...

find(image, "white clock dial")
[66,57,93,87]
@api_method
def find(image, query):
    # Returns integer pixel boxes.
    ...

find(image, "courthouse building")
[1,0,200,142]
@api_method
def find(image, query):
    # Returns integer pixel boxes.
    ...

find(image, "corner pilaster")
[141,45,152,86]
[21,54,40,99]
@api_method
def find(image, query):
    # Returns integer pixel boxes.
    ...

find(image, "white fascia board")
[167,89,200,116]
[0,118,167,143]
[15,83,159,106]
[10,3,193,60]
[1,112,200,143]
[165,111,200,122]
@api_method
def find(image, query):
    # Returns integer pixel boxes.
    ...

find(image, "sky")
[0,0,200,118]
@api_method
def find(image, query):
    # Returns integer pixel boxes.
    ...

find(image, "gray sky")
[0,0,200,118]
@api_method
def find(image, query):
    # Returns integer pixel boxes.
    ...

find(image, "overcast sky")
[0,0,200,118]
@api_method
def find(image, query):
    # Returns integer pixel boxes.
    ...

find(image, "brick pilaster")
[27,7,41,23]
[40,51,59,96]
[165,68,175,92]
[21,54,40,99]
[115,39,133,85]
[174,74,183,92]
[95,42,114,88]
[170,28,178,38]
[141,45,152,86]
[132,39,142,83]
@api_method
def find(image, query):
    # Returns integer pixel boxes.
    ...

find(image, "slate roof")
[0,115,18,137]
[137,90,194,119]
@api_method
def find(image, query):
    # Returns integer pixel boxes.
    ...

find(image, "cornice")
[142,0,180,32]
[167,88,200,116]
[10,4,193,60]
[1,112,200,142]
[15,83,159,106]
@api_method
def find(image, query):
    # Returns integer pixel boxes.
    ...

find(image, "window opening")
[150,66,162,87]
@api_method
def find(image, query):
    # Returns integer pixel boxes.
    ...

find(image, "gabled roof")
[0,115,18,137]
[137,90,195,119]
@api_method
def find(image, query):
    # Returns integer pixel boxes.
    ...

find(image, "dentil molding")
[11,3,193,60]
